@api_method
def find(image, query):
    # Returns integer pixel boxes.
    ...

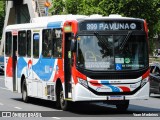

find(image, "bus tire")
[116,100,129,111]
[159,83,160,93]
[22,80,29,103]
[57,84,70,111]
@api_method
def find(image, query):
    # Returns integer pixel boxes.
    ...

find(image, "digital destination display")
[79,20,143,31]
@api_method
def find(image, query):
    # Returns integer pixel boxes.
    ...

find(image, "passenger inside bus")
[42,30,52,57]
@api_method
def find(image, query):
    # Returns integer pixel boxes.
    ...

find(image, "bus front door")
[64,33,72,98]
[12,35,17,92]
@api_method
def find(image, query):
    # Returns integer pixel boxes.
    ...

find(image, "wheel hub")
[60,91,65,106]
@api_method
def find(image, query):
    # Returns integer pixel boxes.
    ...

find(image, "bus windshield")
[77,34,148,71]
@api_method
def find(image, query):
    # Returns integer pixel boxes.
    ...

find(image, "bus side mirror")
[71,39,76,52]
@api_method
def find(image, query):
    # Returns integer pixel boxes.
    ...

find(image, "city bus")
[4,14,149,111]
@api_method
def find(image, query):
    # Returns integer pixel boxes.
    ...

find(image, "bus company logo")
[27,60,32,77]
[130,23,136,30]
[96,87,110,91]
[96,87,101,91]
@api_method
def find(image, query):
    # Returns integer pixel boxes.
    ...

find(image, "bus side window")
[42,29,52,57]
[33,33,39,58]
[52,29,62,58]
[18,31,26,56]
[27,30,31,57]
[5,32,12,56]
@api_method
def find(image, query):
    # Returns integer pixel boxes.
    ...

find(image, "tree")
[64,0,101,15]
[64,0,160,53]
[98,0,160,53]
[0,1,5,40]
[50,0,65,15]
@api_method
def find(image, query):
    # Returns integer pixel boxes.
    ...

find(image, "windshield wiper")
[94,32,110,50]
[120,31,132,50]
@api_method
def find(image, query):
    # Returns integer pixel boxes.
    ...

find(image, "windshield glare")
[77,34,148,71]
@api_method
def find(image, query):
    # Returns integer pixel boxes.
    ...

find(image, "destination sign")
[79,21,143,31]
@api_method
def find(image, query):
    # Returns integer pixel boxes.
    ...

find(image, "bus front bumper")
[72,82,149,101]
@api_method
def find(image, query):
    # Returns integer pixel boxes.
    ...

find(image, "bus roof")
[85,14,144,21]
[31,14,87,23]
[5,15,88,31]
[5,14,144,31]
[5,22,48,31]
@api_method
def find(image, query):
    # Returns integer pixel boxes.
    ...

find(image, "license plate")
[108,96,124,100]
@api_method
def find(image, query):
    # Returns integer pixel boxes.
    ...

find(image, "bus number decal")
[87,24,97,30]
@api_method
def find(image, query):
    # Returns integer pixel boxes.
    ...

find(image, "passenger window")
[52,29,62,58]
[42,29,52,57]
[18,31,26,56]
[27,30,31,57]
[5,32,12,56]
[33,33,39,58]
[42,29,62,58]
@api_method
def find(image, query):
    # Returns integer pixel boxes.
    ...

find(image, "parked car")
[0,65,4,75]
[149,63,160,95]
[0,56,4,75]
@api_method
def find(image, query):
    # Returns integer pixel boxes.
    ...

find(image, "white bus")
[4,14,149,111]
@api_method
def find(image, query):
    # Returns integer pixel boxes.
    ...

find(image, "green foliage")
[64,0,79,14]
[0,0,159,53]
[63,0,160,54]
[0,1,5,40]
[50,0,65,15]
[64,0,102,15]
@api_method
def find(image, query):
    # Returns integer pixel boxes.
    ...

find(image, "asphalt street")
[0,76,160,120]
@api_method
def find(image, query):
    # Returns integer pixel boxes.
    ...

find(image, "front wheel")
[57,85,70,111]
[116,100,129,111]
[159,83,160,93]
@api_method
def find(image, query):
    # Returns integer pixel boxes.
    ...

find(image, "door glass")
[33,34,39,58]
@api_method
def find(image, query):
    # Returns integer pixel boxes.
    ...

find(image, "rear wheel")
[22,80,30,103]
[116,100,129,111]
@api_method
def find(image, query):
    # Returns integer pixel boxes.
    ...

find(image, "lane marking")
[14,107,22,110]
[0,87,9,90]
[52,117,61,119]
[0,103,4,105]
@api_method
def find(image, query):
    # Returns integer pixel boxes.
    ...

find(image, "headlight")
[141,77,149,87]
[78,78,88,88]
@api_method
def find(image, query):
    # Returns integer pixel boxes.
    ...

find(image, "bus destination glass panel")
[79,20,144,31]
